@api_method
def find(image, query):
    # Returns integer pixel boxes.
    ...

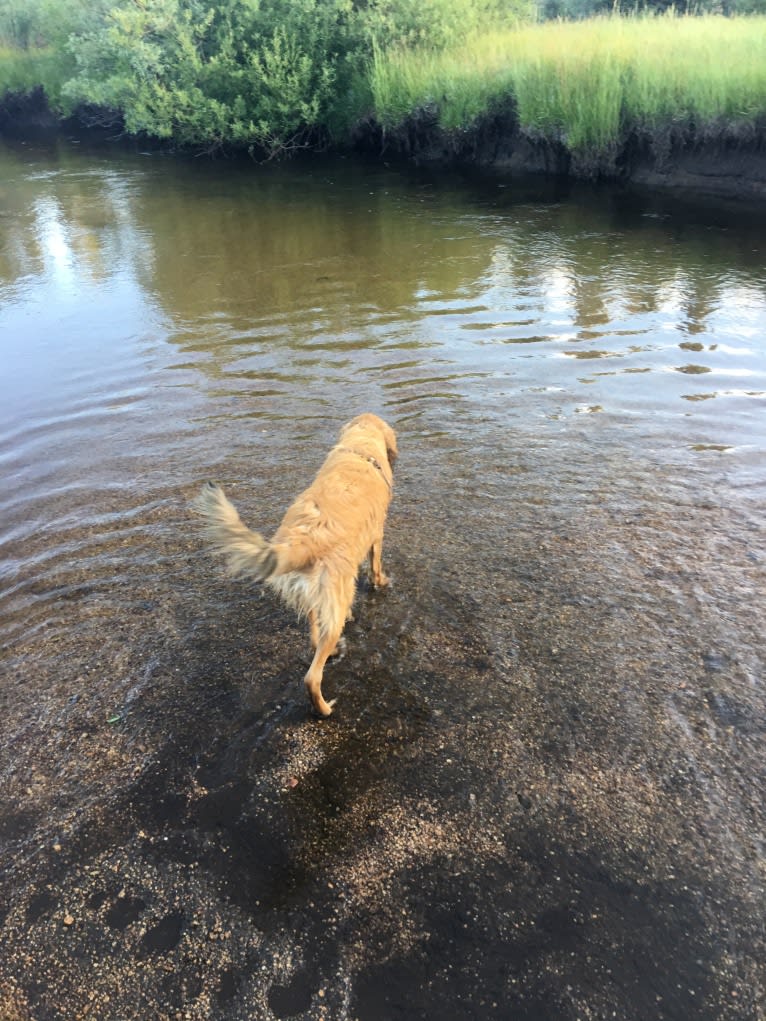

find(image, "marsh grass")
[370,15,766,156]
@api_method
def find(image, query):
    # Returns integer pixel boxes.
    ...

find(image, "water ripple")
[2,146,766,661]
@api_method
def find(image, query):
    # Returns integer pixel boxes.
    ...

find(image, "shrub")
[61,0,355,154]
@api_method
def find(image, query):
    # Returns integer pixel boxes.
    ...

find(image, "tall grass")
[370,15,766,156]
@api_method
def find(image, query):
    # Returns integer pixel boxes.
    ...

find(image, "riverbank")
[361,15,766,201]
[352,106,766,201]
[3,88,765,203]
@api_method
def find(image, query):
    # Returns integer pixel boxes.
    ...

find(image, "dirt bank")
[0,88,122,141]
[2,88,766,201]
[353,108,766,202]
[0,87,62,132]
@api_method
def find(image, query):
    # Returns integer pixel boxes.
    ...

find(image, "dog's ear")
[382,422,398,468]
[339,416,360,439]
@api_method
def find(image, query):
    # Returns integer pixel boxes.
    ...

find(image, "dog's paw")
[315,698,336,718]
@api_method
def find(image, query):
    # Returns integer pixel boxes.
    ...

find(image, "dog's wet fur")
[193,413,397,716]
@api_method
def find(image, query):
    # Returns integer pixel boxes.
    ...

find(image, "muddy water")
[1,137,765,1021]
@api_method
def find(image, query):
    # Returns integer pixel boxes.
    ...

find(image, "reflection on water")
[2,145,765,430]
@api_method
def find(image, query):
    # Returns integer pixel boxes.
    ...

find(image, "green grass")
[370,14,766,156]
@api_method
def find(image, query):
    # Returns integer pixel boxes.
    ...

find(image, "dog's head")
[340,413,398,470]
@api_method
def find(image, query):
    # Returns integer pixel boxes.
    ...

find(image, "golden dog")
[193,413,397,716]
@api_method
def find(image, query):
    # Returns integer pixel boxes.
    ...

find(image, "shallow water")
[1,137,765,1021]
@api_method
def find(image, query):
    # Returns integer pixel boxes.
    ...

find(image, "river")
[1,136,765,1020]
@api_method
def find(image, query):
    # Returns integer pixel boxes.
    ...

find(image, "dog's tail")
[192,482,278,581]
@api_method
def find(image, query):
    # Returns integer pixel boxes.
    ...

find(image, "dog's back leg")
[308,609,345,659]
[308,609,320,651]
[304,625,342,717]
[305,571,355,715]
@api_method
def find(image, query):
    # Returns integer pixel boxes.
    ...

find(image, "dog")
[193,413,397,716]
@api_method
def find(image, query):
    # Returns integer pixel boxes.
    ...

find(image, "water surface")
[1,138,765,1021]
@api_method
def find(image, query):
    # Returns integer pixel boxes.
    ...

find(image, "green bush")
[356,0,534,51]
[59,0,359,154]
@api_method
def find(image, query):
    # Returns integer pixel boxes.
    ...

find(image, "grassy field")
[369,15,766,157]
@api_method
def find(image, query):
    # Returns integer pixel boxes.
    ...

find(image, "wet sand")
[1,416,764,1021]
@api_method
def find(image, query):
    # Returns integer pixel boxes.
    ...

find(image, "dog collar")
[338,446,392,491]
